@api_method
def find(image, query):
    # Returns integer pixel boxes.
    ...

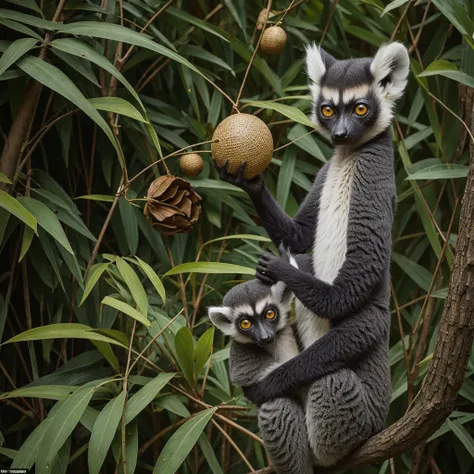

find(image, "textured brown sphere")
[211,114,274,179]
[260,26,287,55]
[180,153,203,177]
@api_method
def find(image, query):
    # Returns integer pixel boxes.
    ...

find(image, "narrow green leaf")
[153,408,217,474]
[36,385,95,467]
[17,196,73,254]
[0,9,61,30]
[80,262,110,306]
[101,296,151,327]
[198,434,224,474]
[0,190,37,232]
[0,37,37,77]
[17,56,118,153]
[0,385,76,401]
[0,18,42,40]
[0,172,12,184]
[133,256,166,303]
[243,100,315,128]
[447,419,474,458]
[52,48,99,86]
[116,257,148,316]
[418,60,474,88]
[276,148,296,210]
[392,252,432,292]
[164,262,255,277]
[406,164,469,180]
[88,391,126,474]
[125,373,175,424]
[19,225,34,261]
[88,97,146,122]
[118,196,138,255]
[194,327,215,379]
[1,323,128,348]
[6,0,43,15]
[381,0,410,16]
[202,234,271,248]
[92,340,119,372]
[175,327,195,388]
[75,194,115,202]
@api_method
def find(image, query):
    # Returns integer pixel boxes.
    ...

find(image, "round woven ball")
[211,114,273,179]
[180,153,203,177]
[260,26,287,55]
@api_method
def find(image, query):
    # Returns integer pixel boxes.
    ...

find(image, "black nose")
[332,129,348,140]
[259,334,274,345]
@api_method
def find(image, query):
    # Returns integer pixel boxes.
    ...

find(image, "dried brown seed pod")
[180,153,204,177]
[257,8,277,30]
[211,114,274,179]
[260,26,287,55]
[144,175,201,235]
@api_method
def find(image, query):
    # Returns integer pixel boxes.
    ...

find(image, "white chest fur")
[297,151,356,349]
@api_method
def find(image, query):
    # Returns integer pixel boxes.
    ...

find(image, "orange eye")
[265,310,276,320]
[354,103,368,116]
[240,319,252,330]
[321,106,335,118]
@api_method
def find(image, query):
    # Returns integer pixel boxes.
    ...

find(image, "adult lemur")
[209,277,314,474]
[215,42,409,466]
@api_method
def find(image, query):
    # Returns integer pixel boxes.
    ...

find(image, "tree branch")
[248,101,474,474]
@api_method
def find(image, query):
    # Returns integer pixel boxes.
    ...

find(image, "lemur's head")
[208,279,292,346]
[306,42,409,147]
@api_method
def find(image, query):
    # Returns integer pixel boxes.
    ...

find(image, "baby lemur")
[209,277,314,474]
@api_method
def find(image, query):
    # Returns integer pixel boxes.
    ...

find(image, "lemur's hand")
[256,252,293,286]
[213,159,264,196]
[243,369,288,405]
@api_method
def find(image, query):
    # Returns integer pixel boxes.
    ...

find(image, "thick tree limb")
[249,107,474,474]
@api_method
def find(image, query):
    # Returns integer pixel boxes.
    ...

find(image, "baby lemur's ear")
[208,307,235,335]
[271,281,293,307]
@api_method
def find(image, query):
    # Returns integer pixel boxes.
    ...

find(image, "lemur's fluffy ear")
[271,281,293,307]
[305,44,336,86]
[370,42,409,101]
[208,307,234,335]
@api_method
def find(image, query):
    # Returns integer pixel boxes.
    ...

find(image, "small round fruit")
[260,26,287,55]
[180,153,204,177]
[211,114,274,179]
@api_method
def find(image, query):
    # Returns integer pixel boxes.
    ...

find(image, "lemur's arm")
[215,160,328,253]
[229,341,279,387]
[243,307,389,404]
[257,182,395,321]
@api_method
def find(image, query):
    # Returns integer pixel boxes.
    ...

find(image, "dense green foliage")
[0,0,473,473]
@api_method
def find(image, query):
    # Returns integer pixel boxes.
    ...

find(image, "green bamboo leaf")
[276,148,296,210]
[79,262,110,306]
[19,224,34,262]
[0,37,37,76]
[88,97,146,122]
[101,296,151,327]
[125,373,175,424]
[1,323,128,348]
[75,194,115,202]
[0,385,76,401]
[392,252,432,292]
[52,48,99,86]
[0,447,17,460]
[175,327,195,387]
[17,56,118,153]
[381,0,410,16]
[447,419,474,458]
[6,0,43,15]
[418,59,474,88]
[88,391,126,474]
[17,196,73,254]
[92,340,119,372]
[0,172,12,184]
[194,327,215,379]
[198,434,224,474]
[36,385,95,468]
[0,19,42,40]
[202,234,271,248]
[243,100,315,128]
[116,257,148,316]
[406,164,469,180]
[287,124,326,163]
[153,408,217,474]
[132,256,166,303]
[164,262,255,277]
[0,190,37,232]
[50,38,144,112]
[0,9,61,30]
[118,196,138,255]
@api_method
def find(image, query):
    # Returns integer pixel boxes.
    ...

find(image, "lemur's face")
[306,43,409,148]
[208,280,292,346]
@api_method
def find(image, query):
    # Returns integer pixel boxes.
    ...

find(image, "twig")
[320,0,340,45]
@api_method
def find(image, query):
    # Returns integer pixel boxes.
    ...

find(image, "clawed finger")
[257,274,274,286]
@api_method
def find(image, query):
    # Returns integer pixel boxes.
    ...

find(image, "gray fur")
[214,42,408,467]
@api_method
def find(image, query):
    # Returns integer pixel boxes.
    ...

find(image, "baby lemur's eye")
[354,103,369,116]
[265,309,276,320]
[240,319,252,330]
[321,105,335,118]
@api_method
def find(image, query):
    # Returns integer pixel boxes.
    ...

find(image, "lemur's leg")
[305,369,372,467]
[258,398,313,474]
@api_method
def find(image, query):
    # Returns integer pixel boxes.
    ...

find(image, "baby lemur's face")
[208,280,293,346]
[306,42,409,147]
